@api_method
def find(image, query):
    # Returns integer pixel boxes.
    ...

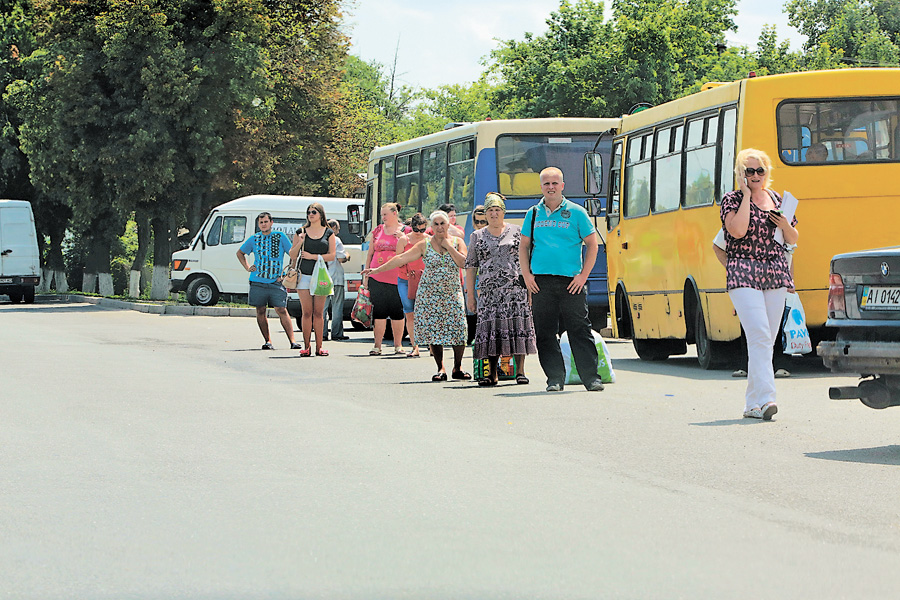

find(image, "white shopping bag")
[781,292,812,355]
[560,330,616,384]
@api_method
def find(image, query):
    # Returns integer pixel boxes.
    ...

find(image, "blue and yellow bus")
[350,118,620,329]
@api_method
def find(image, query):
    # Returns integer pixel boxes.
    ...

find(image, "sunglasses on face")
[412,226,426,233]
[307,209,318,215]
[474,220,488,226]
[744,167,766,176]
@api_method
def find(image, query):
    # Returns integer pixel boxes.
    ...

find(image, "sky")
[345,0,806,90]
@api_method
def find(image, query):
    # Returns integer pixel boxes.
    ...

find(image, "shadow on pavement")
[614,354,829,380]
[805,445,900,466]
[0,303,106,314]
[691,418,770,427]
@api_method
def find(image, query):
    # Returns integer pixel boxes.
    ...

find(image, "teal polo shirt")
[522,197,596,278]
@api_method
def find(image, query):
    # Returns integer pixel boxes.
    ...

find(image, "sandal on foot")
[394,346,407,355]
[316,349,329,356]
[369,347,382,356]
[515,374,529,385]
[774,368,791,378]
[290,342,303,350]
[407,347,420,358]
[432,372,447,382]
[451,369,471,380]
[762,402,778,420]
[299,348,312,357]
[478,378,498,387]
[732,369,747,377]
[743,407,763,419]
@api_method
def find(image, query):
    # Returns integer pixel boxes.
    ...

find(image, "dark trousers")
[532,275,599,388]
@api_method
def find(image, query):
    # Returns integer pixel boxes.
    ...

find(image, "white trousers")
[728,286,787,411]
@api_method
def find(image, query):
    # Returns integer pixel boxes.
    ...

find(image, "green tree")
[401,80,497,139]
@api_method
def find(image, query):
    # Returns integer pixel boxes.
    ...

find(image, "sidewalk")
[40,294,281,318]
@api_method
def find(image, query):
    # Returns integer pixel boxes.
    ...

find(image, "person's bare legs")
[274,307,296,345]
[312,295,326,352]
[390,317,405,353]
[373,318,386,351]
[405,312,419,356]
[514,354,526,376]
[452,345,465,373]
[255,306,270,343]
[299,290,314,349]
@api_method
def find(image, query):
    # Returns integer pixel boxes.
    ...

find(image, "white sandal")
[369,347,382,356]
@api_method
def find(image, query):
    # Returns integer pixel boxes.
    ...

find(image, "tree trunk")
[188,193,204,239]
[129,212,151,297]
[83,232,112,295]
[98,273,114,296]
[150,216,173,300]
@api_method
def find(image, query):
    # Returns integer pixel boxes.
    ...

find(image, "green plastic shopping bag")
[560,331,616,384]
[310,256,334,297]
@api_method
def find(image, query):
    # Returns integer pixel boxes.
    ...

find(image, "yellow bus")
[600,69,900,368]
[351,118,621,328]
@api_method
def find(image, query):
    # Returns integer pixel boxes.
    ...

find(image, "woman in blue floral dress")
[363,210,471,382]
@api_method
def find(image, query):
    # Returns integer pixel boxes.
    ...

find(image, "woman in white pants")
[721,149,798,420]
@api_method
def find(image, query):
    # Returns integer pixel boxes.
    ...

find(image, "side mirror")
[347,205,362,236]
[586,197,603,217]
[584,152,603,195]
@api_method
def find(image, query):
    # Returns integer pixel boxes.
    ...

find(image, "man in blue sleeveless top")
[236,212,301,350]
[519,167,604,392]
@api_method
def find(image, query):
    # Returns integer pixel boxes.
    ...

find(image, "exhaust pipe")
[829,386,860,400]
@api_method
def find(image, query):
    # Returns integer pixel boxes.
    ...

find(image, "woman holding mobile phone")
[721,149,798,421]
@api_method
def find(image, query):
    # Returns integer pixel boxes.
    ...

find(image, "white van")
[170,195,364,322]
[0,200,41,304]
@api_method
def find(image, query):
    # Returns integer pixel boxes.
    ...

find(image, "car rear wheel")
[7,290,23,303]
[23,287,35,304]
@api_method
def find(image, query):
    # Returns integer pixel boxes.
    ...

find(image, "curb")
[45,294,276,318]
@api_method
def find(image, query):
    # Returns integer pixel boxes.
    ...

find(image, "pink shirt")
[368,224,410,284]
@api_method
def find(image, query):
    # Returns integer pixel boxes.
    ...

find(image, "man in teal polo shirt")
[519,167,604,392]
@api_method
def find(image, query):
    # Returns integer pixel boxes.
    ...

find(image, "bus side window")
[221,216,247,245]
[624,134,651,218]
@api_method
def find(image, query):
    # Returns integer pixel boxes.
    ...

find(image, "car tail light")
[172,259,187,271]
[828,273,845,318]
[347,279,361,292]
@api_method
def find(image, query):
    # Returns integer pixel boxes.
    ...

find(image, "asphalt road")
[3,298,900,599]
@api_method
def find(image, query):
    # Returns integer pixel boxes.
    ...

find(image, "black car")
[818,246,900,409]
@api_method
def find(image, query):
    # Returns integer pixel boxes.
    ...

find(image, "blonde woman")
[289,202,336,357]
[721,149,798,420]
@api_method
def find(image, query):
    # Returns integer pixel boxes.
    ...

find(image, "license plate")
[861,286,900,309]
[0,278,11,284]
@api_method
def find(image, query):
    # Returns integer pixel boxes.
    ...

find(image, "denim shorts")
[248,281,287,308]
[397,277,415,314]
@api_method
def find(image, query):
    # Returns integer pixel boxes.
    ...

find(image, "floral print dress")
[414,240,467,346]
[465,224,537,359]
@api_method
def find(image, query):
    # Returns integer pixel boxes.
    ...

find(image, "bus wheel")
[694,304,730,370]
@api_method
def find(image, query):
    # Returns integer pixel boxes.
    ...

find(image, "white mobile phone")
[743,177,748,186]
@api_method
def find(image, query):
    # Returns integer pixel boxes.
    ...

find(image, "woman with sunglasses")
[465,193,536,386]
[396,213,429,358]
[363,211,471,382]
[289,202,336,357]
[363,202,410,355]
[721,149,798,420]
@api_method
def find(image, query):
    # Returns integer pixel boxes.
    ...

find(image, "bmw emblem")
[881,262,890,277]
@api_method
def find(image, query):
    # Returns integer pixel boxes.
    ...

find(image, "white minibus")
[170,195,363,324]
[0,200,41,303]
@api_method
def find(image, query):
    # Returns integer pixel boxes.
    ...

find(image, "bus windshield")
[778,98,900,163]
[497,134,599,197]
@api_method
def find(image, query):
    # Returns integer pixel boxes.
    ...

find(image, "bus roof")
[369,117,621,160]
[211,195,357,214]
[619,68,900,133]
